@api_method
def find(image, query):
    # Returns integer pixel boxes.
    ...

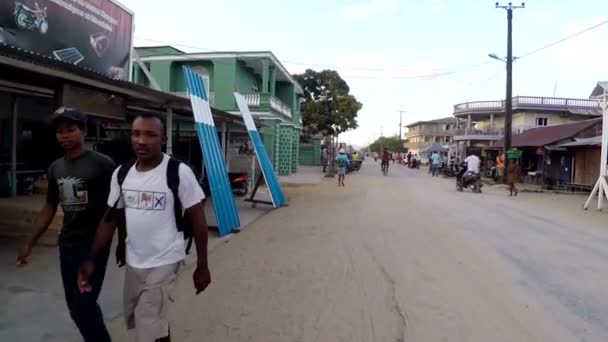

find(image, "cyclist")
[381,148,390,175]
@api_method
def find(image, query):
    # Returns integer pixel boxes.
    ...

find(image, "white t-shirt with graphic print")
[107,154,204,269]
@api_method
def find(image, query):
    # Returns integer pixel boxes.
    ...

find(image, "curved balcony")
[453,96,601,117]
[453,128,504,142]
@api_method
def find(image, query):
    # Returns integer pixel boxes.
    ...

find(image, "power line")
[519,18,608,59]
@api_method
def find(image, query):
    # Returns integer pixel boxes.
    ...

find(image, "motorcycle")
[442,162,459,177]
[456,167,483,193]
[14,2,48,34]
[201,172,249,197]
[409,159,421,169]
[348,159,362,172]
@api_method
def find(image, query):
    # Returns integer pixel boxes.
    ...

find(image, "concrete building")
[452,96,602,153]
[404,117,457,155]
[133,46,304,176]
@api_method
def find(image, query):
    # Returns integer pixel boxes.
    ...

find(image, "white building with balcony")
[452,96,602,151]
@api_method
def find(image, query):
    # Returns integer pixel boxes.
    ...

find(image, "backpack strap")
[166,157,184,232]
[105,158,136,223]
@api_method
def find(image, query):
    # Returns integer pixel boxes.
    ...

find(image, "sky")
[121,0,608,147]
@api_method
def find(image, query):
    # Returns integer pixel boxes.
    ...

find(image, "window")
[536,117,548,127]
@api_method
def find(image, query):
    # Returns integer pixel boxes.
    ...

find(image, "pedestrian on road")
[78,113,211,342]
[507,159,521,196]
[496,152,506,183]
[407,152,412,166]
[431,152,442,177]
[336,148,350,187]
[16,107,116,342]
[321,146,328,173]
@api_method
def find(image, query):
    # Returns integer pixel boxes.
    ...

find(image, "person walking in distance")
[321,145,328,173]
[496,152,506,183]
[430,151,442,177]
[16,107,116,342]
[336,148,350,187]
[507,159,521,196]
[78,113,211,342]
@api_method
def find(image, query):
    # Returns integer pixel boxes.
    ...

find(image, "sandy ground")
[104,161,608,342]
[4,162,607,341]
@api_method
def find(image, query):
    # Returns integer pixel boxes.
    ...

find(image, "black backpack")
[112,157,196,254]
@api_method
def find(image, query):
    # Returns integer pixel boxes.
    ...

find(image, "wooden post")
[166,107,173,156]
[10,97,18,197]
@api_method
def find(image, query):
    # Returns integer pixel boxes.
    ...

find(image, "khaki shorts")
[497,167,505,177]
[124,262,181,342]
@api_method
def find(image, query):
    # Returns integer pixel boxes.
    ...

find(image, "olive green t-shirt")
[47,150,116,246]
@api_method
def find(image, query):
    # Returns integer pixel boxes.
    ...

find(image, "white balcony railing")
[454,96,601,115]
[242,93,292,118]
[243,93,261,106]
[269,96,292,118]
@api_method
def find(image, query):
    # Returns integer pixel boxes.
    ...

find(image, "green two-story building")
[132,46,303,176]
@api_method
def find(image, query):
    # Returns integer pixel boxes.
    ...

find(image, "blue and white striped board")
[234,92,287,208]
[183,67,240,236]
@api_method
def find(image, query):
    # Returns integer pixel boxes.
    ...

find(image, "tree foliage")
[294,69,362,138]
[368,136,403,153]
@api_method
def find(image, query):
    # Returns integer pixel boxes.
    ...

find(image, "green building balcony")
[243,93,292,118]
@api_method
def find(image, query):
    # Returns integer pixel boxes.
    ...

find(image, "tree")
[294,69,362,138]
[368,136,403,153]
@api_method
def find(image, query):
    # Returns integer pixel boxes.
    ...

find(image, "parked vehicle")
[456,168,482,193]
[14,2,48,34]
[442,162,459,177]
[349,159,362,172]
[201,172,249,197]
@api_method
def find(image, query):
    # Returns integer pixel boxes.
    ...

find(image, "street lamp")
[488,53,519,63]
[488,53,504,62]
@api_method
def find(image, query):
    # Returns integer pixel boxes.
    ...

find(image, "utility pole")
[398,110,405,152]
[496,2,524,180]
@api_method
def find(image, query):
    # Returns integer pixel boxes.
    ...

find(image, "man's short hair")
[129,112,166,132]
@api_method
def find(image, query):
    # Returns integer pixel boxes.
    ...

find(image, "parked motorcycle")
[442,162,459,177]
[456,167,482,193]
[201,172,249,197]
[348,159,362,172]
[14,2,48,34]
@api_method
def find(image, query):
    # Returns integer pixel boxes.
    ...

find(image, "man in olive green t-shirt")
[16,107,116,342]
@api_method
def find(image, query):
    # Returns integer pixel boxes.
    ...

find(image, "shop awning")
[0,44,255,127]
[0,44,190,111]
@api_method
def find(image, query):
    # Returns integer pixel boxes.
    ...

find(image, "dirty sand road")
[109,160,608,342]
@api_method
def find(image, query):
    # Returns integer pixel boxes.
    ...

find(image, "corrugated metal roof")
[558,136,602,147]
[0,44,187,105]
[590,82,608,98]
[496,118,602,148]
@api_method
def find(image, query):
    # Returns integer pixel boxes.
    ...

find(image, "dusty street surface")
[105,160,608,342]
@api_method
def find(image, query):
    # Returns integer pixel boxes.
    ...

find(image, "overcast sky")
[122,0,608,146]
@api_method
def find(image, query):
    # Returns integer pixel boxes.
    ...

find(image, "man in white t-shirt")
[464,153,481,174]
[78,113,210,342]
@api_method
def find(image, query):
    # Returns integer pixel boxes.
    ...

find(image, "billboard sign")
[0,0,133,79]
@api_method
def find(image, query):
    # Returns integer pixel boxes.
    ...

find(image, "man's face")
[131,117,164,160]
[55,121,85,151]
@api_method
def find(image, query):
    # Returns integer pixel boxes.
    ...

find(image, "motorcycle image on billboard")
[0,0,133,80]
